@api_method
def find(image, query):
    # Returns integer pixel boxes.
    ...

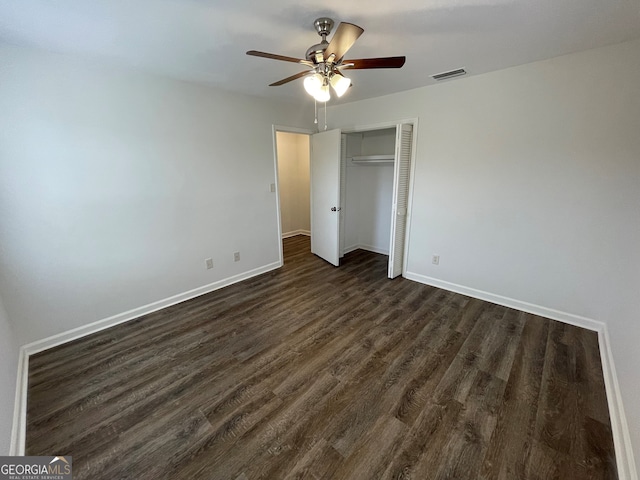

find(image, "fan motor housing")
[307,18,334,63]
[306,42,328,63]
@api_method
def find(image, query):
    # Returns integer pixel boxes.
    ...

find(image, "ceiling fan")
[246,18,406,102]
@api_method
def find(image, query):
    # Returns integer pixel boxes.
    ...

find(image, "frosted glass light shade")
[304,74,323,96]
[314,84,330,102]
[330,73,351,97]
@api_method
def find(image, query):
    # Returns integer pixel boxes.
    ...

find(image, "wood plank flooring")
[26,235,617,479]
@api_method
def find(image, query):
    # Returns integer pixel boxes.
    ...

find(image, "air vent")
[431,68,467,81]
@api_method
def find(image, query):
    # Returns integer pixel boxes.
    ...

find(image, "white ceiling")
[1,0,640,104]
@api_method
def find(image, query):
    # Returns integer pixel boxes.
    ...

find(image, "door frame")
[272,125,314,267]
[340,117,419,277]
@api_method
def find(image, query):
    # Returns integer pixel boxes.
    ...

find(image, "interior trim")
[282,230,310,239]
[343,244,389,256]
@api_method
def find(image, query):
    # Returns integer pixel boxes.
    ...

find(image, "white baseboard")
[598,326,638,480]
[9,346,28,456]
[282,230,310,239]
[403,272,603,332]
[343,244,359,254]
[404,270,637,479]
[344,244,389,256]
[22,262,281,357]
[9,260,282,456]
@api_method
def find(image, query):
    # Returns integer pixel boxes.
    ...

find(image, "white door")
[388,124,413,278]
[310,129,342,266]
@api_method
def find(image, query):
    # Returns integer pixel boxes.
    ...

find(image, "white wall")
[0,44,313,345]
[344,164,394,254]
[276,132,310,236]
[344,130,395,254]
[0,294,17,455]
[330,39,640,469]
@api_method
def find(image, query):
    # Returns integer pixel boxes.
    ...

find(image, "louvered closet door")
[388,124,413,279]
[339,134,347,258]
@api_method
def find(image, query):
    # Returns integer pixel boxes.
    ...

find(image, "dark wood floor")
[26,235,617,479]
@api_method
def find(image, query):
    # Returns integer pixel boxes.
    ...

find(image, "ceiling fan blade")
[246,50,307,64]
[341,56,406,69]
[324,22,364,63]
[269,71,310,86]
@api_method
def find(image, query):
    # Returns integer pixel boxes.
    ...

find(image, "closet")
[342,128,396,257]
[309,123,413,278]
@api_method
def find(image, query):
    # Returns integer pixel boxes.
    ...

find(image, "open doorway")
[307,123,415,278]
[273,121,415,277]
[274,130,311,262]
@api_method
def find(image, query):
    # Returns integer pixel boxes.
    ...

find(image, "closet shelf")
[350,154,395,164]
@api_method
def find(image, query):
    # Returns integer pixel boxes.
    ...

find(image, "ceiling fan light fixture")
[304,73,323,97]
[330,73,351,97]
[314,83,331,102]
[247,18,405,116]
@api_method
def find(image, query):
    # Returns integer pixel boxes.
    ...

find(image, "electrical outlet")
[234,252,240,262]
[205,258,213,269]
[432,255,440,265]
[270,183,276,192]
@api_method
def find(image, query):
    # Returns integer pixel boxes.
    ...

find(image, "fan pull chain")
[324,101,328,131]
[314,99,318,125]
